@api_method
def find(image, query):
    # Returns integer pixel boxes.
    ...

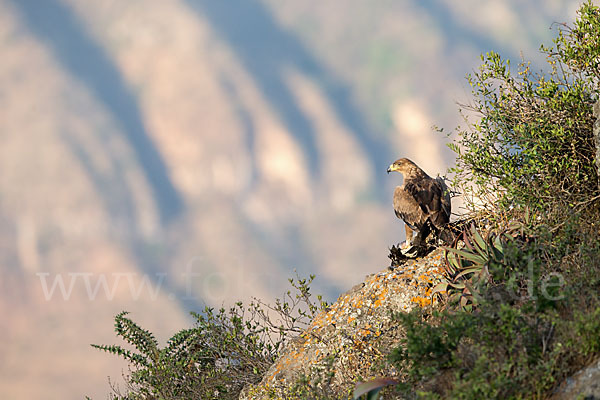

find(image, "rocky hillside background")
[0,1,582,399]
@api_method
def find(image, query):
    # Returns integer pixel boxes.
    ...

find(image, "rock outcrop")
[241,249,447,399]
[552,357,600,400]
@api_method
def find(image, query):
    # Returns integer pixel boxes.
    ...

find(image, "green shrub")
[449,1,600,222]
[390,299,600,399]
[554,1,600,84]
[92,306,275,399]
[92,275,328,400]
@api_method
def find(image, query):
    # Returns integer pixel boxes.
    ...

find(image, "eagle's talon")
[401,245,420,258]
[400,240,412,250]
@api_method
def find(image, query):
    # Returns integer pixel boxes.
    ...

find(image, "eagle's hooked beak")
[387,164,396,174]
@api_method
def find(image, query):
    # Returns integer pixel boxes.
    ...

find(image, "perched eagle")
[387,158,451,255]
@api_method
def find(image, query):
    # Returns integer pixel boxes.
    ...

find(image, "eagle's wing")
[404,181,433,213]
[434,177,451,227]
[403,178,451,229]
[393,185,428,231]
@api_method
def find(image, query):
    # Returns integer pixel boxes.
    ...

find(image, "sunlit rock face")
[241,249,447,399]
[0,0,580,398]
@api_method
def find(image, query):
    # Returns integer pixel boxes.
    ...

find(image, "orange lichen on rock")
[241,248,447,400]
[411,296,432,307]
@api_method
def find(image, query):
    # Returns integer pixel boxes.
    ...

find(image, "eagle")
[387,158,451,256]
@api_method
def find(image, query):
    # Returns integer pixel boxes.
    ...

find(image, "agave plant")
[432,223,514,310]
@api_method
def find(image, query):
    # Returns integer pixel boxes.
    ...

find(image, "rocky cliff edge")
[241,248,446,399]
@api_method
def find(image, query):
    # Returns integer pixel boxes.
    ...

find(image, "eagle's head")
[387,158,418,175]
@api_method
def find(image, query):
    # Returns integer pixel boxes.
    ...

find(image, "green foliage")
[450,1,600,221]
[93,275,329,400]
[252,274,330,336]
[93,306,275,399]
[553,1,600,83]
[390,298,600,400]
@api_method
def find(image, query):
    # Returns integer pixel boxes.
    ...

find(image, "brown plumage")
[387,158,451,252]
